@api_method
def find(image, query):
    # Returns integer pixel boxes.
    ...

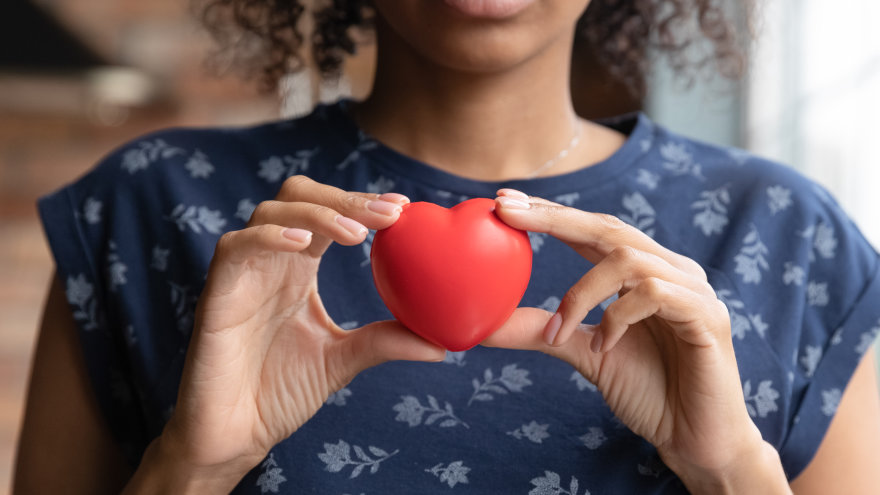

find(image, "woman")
[15,0,880,493]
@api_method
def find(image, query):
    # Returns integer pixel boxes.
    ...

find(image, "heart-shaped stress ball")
[370,198,532,351]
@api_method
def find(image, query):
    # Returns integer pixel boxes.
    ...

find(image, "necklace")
[524,120,583,179]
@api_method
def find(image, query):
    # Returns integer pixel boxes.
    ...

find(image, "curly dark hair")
[197,0,751,98]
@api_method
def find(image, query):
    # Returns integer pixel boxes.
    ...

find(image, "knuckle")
[306,202,337,222]
[561,289,583,312]
[215,231,238,257]
[596,213,627,232]
[682,256,709,282]
[249,201,275,223]
[609,245,640,266]
[280,174,312,198]
[338,192,365,212]
[601,304,621,327]
[713,297,730,316]
[641,277,666,298]
[699,280,716,297]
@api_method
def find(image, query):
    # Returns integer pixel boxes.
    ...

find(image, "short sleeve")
[38,164,152,464]
[764,182,880,478]
[36,130,217,465]
[777,226,880,477]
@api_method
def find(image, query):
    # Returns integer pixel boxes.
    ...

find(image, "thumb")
[482,307,600,379]
[342,320,447,373]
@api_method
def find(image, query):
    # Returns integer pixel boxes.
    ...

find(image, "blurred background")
[0,0,878,492]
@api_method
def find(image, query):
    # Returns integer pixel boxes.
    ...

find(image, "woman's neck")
[352,17,618,181]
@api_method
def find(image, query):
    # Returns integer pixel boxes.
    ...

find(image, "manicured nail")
[367,200,403,216]
[496,196,530,210]
[543,313,562,346]
[378,192,410,204]
[336,215,368,235]
[590,331,604,353]
[497,188,529,200]
[282,228,312,243]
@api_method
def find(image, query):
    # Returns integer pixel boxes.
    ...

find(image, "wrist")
[122,432,257,495]
[667,434,791,495]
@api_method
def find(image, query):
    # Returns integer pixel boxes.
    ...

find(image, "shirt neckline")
[318,99,653,198]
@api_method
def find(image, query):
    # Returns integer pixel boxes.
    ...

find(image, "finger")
[550,246,714,347]
[275,175,407,231]
[494,192,706,280]
[206,225,313,290]
[481,307,601,382]
[250,200,372,256]
[339,320,447,374]
[497,188,561,207]
[596,277,724,353]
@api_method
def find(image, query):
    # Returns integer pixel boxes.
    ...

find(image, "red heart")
[371,198,532,351]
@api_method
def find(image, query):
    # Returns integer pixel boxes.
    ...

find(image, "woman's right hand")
[129,175,445,492]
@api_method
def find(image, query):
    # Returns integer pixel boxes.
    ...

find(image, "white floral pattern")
[256,453,287,493]
[821,389,842,416]
[569,371,597,392]
[529,471,587,495]
[166,204,227,234]
[618,192,656,238]
[121,138,184,174]
[367,176,395,195]
[235,198,257,223]
[800,222,838,261]
[660,141,704,180]
[83,197,103,224]
[807,281,830,307]
[743,380,780,418]
[443,351,467,367]
[107,241,128,291]
[854,319,880,354]
[317,440,398,478]
[733,225,770,284]
[392,395,468,428]
[425,461,470,488]
[468,364,532,406]
[507,421,550,444]
[767,185,793,214]
[782,262,806,286]
[337,130,378,170]
[800,345,822,377]
[554,192,580,206]
[717,290,765,339]
[635,168,659,190]
[579,427,606,449]
[691,185,730,236]
[258,149,319,183]
[529,231,548,253]
[66,274,99,331]
[326,388,352,406]
[184,149,215,178]
[151,246,169,271]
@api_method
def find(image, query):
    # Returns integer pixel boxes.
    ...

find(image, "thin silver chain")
[524,120,583,179]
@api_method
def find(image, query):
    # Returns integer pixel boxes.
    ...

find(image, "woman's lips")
[442,0,535,19]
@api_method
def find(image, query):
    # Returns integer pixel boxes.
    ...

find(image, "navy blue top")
[39,101,880,494]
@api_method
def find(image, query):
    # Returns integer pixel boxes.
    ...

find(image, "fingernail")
[497,188,529,200]
[367,200,403,216]
[496,196,530,210]
[282,228,312,243]
[336,215,368,235]
[378,192,410,205]
[590,331,604,353]
[543,313,562,346]
[576,323,596,335]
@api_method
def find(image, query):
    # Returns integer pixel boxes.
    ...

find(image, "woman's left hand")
[484,190,790,493]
